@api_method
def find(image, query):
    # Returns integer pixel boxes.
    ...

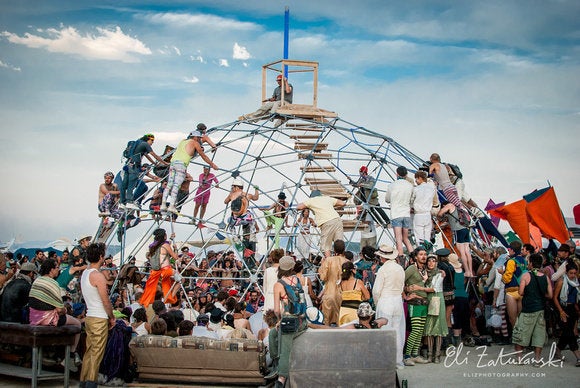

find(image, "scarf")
[559,274,580,305]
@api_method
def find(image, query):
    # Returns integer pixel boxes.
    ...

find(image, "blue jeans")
[121,165,140,203]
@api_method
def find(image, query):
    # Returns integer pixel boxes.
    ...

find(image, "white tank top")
[81,268,108,319]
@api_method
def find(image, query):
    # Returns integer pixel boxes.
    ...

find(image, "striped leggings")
[163,161,187,206]
[405,315,427,356]
[494,304,509,337]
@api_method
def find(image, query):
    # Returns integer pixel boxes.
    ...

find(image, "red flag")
[243,248,254,258]
[525,187,569,243]
[574,204,580,225]
[488,200,530,243]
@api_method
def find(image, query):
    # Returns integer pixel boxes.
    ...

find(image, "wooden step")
[290,134,322,140]
[342,219,369,232]
[305,178,340,184]
[291,127,324,133]
[294,142,328,151]
[309,183,345,191]
[298,153,333,160]
[300,166,336,173]
[337,208,357,215]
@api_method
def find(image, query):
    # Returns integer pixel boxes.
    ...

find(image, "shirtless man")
[161,130,218,214]
[98,171,122,218]
[224,178,259,229]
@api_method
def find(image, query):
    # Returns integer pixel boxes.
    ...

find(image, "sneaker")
[60,358,78,373]
[576,359,580,367]
[403,357,415,366]
[167,205,178,214]
[188,218,197,225]
[74,352,82,366]
[264,368,278,379]
[126,202,140,211]
[412,355,430,364]
[160,203,168,212]
[99,211,111,217]
[118,203,126,210]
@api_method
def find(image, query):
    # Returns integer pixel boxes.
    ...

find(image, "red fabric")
[574,204,580,225]
[526,187,569,243]
[529,224,542,250]
[488,200,530,243]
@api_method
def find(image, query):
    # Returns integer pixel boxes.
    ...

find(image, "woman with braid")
[403,247,431,365]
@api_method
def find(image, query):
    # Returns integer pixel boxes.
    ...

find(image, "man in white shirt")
[411,171,436,247]
[385,166,414,258]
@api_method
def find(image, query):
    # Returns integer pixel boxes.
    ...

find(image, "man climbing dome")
[224,178,260,230]
[120,133,168,210]
[296,190,346,258]
[161,129,218,215]
[239,74,293,122]
[352,165,391,227]
[98,171,122,219]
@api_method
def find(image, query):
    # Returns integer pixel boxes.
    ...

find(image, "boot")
[434,351,441,364]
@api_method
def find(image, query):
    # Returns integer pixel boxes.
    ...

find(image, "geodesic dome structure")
[98,59,432,298]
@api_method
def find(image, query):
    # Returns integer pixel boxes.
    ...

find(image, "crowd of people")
[1,138,579,387]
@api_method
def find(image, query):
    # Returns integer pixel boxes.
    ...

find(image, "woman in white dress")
[294,209,316,260]
[262,248,284,311]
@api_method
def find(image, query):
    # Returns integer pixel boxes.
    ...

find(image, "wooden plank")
[290,134,321,140]
[309,184,344,190]
[304,178,340,184]
[342,220,369,231]
[294,142,328,151]
[300,166,336,173]
[298,153,332,159]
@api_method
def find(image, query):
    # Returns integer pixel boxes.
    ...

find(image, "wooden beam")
[300,166,336,173]
[298,153,333,159]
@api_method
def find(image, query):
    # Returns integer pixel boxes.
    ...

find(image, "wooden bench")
[0,321,81,388]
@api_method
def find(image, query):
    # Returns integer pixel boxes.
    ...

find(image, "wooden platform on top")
[276,103,337,119]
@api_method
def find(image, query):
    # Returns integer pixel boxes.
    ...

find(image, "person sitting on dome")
[239,74,293,122]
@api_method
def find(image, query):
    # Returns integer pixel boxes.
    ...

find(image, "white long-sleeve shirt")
[385,178,413,219]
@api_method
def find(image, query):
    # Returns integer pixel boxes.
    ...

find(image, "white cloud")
[184,76,199,84]
[190,54,204,63]
[219,59,229,67]
[1,26,152,63]
[0,59,21,72]
[173,46,181,56]
[233,42,251,60]
[142,12,260,31]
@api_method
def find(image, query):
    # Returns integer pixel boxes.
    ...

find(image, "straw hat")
[375,245,398,260]
[279,256,295,271]
[448,253,462,270]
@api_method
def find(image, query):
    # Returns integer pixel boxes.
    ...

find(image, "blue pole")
[283,6,289,78]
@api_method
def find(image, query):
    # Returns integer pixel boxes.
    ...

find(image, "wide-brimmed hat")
[448,253,462,270]
[20,262,38,273]
[357,302,375,318]
[375,245,398,260]
[78,235,92,243]
[306,307,324,325]
[279,255,295,271]
[435,248,451,257]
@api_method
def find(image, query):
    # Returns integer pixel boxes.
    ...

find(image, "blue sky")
[1,1,579,242]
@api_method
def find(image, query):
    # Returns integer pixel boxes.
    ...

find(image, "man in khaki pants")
[79,243,116,388]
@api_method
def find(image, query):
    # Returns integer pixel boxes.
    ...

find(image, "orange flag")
[488,199,530,243]
[525,187,569,243]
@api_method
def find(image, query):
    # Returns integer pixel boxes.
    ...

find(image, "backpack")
[447,163,463,179]
[231,195,248,216]
[278,278,306,316]
[122,139,141,162]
